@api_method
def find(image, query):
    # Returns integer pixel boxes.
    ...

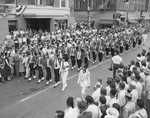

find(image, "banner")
[0,5,14,16]
[16,5,26,16]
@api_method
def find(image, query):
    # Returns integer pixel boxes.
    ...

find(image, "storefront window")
[75,0,82,9]
[5,0,14,4]
[28,0,35,5]
[55,20,68,30]
[8,20,18,32]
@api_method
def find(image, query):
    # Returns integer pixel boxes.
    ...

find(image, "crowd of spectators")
[55,46,150,118]
[0,22,150,118]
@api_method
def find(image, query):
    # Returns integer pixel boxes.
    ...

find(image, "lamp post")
[87,0,90,29]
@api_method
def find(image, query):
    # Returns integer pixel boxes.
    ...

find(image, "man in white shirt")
[77,65,90,100]
[86,95,102,118]
[117,82,126,107]
[92,82,101,103]
[135,74,143,99]
[123,92,135,118]
[129,81,138,103]
[129,99,147,118]
[109,88,118,107]
[110,50,122,78]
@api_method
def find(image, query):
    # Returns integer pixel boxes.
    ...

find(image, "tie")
[78,52,80,59]
[55,59,57,67]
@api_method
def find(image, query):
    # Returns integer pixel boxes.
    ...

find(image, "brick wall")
[0,0,5,4]
[17,0,28,5]
[0,18,8,43]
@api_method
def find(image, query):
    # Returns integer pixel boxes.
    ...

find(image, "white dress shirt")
[92,88,101,103]
[87,104,102,118]
[64,107,79,118]
[130,89,138,103]
[109,97,118,107]
[112,55,122,64]
[117,89,126,107]
[136,81,143,99]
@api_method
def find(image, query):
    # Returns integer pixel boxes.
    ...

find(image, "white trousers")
[25,66,30,78]
[61,71,68,89]
[81,86,86,94]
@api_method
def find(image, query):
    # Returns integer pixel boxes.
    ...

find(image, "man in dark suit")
[77,101,92,118]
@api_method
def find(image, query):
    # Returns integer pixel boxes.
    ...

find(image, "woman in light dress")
[19,51,25,76]
[22,52,30,79]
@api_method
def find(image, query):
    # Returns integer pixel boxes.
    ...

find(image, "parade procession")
[0,0,150,118]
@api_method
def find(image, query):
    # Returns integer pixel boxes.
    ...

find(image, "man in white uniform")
[60,58,69,91]
[77,65,90,100]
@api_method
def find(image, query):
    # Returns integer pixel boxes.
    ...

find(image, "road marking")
[19,47,139,102]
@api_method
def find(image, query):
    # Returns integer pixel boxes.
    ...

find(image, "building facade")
[0,0,74,41]
[74,0,150,29]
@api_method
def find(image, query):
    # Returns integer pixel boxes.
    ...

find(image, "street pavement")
[0,35,150,118]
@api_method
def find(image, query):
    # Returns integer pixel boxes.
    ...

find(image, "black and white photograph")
[0,0,150,118]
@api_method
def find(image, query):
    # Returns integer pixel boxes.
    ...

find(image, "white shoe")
[46,81,49,85]
[38,79,41,84]
[61,86,67,92]
[33,76,36,79]
[54,83,58,87]
[71,67,74,70]
[49,79,52,83]
[28,78,32,82]
[57,81,61,85]
[41,77,45,81]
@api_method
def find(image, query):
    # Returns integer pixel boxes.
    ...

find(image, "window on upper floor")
[5,0,14,4]
[75,0,82,9]
[88,0,93,9]
[28,0,36,5]
[61,0,66,7]
[47,0,54,6]
[36,0,42,5]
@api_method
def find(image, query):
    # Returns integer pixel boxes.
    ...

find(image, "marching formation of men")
[0,23,149,92]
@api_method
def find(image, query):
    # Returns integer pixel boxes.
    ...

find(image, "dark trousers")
[120,46,123,54]
[106,48,109,56]
[77,59,82,69]
[71,56,76,67]
[29,63,35,77]
[38,66,43,80]
[133,41,136,48]
[138,39,142,45]
[84,57,89,67]
[92,52,97,62]
[98,52,103,62]
[64,54,69,61]
[113,64,120,79]
[46,67,51,81]
[54,68,60,83]
[111,48,115,57]
[125,44,129,51]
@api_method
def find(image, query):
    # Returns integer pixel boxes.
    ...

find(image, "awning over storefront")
[23,6,70,18]
[74,12,99,21]
[99,19,114,24]
[128,19,137,23]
